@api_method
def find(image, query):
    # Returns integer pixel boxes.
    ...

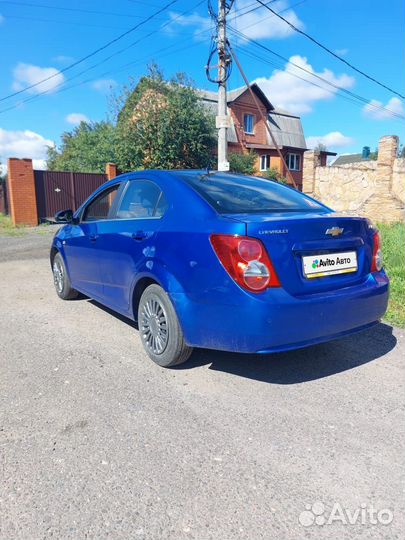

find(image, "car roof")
[102,169,230,190]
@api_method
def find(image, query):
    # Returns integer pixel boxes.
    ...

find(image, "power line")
[0,0,286,115]
[1,0,268,112]
[126,0,168,7]
[0,1,168,20]
[228,41,298,187]
[255,0,405,100]
[0,1,208,115]
[0,38,203,115]
[0,0,180,103]
[237,45,369,112]
[235,0,307,33]
[231,28,405,120]
[2,14,140,30]
[229,27,405,120]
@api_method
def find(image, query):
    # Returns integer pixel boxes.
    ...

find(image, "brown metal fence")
[34,170,107,221]
[0,183,7,214]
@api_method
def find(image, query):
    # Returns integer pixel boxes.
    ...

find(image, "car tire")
[52,252,79,300]
[138,284,193,367]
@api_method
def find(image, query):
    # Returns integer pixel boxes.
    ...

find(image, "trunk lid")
[225,211,375,296]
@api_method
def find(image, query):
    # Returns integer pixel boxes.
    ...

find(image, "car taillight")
[210,234,280,292]
[371,231,383,272]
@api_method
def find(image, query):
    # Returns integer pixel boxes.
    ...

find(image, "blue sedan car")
[51,170,389,367]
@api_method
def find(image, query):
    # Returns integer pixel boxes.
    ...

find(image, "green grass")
[378,222,405,327]
[0,213,26,236]
[0,214,54,236]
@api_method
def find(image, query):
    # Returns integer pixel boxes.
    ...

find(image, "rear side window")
[117,180,167,219]
[177,172,325,214]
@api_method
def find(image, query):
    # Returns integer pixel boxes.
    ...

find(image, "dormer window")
[243,113,255,134]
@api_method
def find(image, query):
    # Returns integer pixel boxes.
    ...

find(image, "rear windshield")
[177,172,326,214]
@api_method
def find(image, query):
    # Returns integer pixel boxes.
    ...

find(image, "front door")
[64,184,121,298]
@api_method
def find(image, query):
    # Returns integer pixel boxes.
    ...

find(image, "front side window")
[82,185,119,222]
[243,113,255,134]
[287,153,301,171]
[260,154,270,171]
[177,172,326,214]
[117,180,167,219]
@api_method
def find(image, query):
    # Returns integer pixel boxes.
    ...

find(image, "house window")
[243,113,255,134]
[260,154,270,171]
[287,153,301,171]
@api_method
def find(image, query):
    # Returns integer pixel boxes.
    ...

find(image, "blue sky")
[0,0,404,169]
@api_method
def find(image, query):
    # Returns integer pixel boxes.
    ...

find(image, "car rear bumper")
[171,272,389,353]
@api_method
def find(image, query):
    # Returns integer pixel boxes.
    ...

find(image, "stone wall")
[303,135,405,223]
[392,158,405,204]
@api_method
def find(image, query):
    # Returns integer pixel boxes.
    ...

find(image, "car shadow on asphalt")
[88,299,139,327]
[180,323,397,384]
[88,300,396,384]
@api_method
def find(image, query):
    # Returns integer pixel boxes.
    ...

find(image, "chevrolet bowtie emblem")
[325,226,344,237]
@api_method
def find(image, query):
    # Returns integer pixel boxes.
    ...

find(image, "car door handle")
[132,231,147,241]
[89,234,99,242]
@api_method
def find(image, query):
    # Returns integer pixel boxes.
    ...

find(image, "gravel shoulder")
[0,230,404,540]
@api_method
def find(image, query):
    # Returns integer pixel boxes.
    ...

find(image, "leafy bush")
[228,152,257,175]
[260,167,287,184]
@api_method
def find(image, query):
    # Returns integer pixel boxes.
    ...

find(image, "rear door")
[96,179,169,313]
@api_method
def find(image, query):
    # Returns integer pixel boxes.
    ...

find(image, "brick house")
[198,83,307,188]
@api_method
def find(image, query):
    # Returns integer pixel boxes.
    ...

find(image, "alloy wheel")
[140,295,169,355]
[53,260,64,294]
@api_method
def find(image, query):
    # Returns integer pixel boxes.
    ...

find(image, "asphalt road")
[0,229,404,540]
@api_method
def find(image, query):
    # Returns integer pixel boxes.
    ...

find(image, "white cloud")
[0,128,54,168]
[92,79,118,93]
[65,113,90,125]
[12,63,64,95]
[306,131,354,150]
[0,13,5,25]
[232,0,304,39]
[53,55,75,65]
[166,0,304,40]
[254,55,355,114]
[363,97,404,120]
[32,159,47,170]
[334,48,348,56]
[164,11,211,40]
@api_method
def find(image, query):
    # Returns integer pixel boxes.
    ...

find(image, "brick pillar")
[376,135,398,194]
[105,162,117,181]
[7,158,38,226]
[302,150,320,196]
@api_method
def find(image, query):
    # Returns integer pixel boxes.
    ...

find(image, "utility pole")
[216,0,230,171]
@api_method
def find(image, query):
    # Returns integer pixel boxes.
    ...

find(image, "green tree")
[47,121,117,173]
[115,68,216,171]
[228,152,257,174]
[369,147,378,160]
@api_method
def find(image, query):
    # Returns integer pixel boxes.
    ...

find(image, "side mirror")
[55,209,74,223]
